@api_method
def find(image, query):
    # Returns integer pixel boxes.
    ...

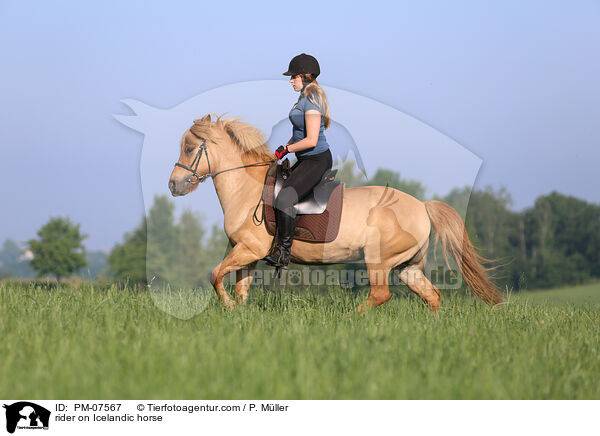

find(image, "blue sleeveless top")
[289,93,329,157]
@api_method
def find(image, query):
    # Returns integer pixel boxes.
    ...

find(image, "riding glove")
[275,145,289,160]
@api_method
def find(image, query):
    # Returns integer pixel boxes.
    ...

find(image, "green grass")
[517,281,600,305]
[1,282,598,399]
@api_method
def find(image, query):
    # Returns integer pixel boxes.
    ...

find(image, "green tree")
[0,239,21,265]
[335,161,427,199]
[0,239,35,278]
[437,186,472,218]
[463,186,524,290]
[366,168,427,199]
[108,195,208,287]
[335,159,367,188]
[524,192,600,288]
[146,195,179,285]
[177,210,206,287]
[466,186,516,257]
[107,194,178,286]
[108,217,147,284]
[28,217,87,280]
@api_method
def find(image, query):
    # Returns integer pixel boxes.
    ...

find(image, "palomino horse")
[169,114,503,311]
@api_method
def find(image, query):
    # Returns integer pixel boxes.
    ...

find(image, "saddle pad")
[263,168,344,243]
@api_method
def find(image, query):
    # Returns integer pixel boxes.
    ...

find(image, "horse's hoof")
[222,300,235,311]
[235,295,248,305]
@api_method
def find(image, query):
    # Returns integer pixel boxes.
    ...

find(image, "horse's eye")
[185,147,195,154]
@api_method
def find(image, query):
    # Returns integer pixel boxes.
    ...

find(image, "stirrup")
[264,243,292,268]
[264,245,283,267]
[274,265,285,279]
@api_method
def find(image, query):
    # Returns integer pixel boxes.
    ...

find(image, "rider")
[264,53,333,268]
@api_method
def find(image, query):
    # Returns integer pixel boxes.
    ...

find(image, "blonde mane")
[190,114,274,162]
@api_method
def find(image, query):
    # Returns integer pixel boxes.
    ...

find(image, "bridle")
[174,130,276,184]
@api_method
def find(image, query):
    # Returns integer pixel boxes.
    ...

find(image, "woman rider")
[264,53,333,268]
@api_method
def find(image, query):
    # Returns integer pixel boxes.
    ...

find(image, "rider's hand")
[275,145,289,160]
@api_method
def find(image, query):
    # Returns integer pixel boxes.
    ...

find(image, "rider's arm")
[287,110,321,153]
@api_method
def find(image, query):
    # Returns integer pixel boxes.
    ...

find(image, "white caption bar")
[0,400,595,436]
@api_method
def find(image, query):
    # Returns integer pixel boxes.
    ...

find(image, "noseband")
[174,131,212,184]
[174,130,275,184]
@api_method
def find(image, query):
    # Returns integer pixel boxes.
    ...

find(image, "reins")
[174,130,276,184]
[252,161,277,226]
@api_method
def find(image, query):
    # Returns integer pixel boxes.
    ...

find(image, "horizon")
[2,178,594,255]
[1,1,598,251]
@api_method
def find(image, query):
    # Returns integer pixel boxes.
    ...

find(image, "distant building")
[18,250,34,262]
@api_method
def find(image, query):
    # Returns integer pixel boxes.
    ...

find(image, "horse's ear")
[200,114,212,122]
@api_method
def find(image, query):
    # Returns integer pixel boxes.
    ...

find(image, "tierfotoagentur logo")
[3,402,50,434]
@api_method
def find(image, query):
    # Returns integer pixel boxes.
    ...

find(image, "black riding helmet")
[282,53,320,79]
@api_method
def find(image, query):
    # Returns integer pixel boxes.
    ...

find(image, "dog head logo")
[3,402,50,433]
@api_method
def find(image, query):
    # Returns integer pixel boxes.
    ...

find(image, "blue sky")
[0,1,598,251]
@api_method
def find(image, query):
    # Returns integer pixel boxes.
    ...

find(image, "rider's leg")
[264,202,297,267]
[264,160,302,263]
[264,149,332,268]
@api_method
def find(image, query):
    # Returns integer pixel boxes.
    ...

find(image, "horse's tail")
[424,200,503,305]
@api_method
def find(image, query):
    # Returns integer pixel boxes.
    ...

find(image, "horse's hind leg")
[359,206,420,312]
[397,261,441,311]
[364,262,393,310]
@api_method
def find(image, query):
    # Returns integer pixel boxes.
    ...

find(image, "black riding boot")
[276,209,296,268]
[264,210,281,265]
[264,209,296,268]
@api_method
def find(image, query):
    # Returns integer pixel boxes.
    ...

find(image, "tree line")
[107,195,229,289]
[3,162,599,291]
[338,162,600,290]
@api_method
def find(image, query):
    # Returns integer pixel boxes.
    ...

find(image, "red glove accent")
[275,145,289,160]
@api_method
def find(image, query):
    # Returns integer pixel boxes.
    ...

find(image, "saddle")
[263,159,344,243]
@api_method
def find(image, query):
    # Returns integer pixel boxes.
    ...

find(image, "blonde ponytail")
[301,75,331,129]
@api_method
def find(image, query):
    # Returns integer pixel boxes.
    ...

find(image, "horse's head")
[169,114,274,196]
[169,113,221,196]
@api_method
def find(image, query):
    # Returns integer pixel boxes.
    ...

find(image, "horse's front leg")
[235,261,257,304]
[210,242,264,309]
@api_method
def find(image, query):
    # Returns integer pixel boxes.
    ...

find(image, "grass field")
[1,281,599,399]
[517,281,600,305]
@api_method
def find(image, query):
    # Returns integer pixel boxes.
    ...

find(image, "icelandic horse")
[169,114,503,311]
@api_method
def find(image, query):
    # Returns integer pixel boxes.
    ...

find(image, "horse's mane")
[190,114,274,162]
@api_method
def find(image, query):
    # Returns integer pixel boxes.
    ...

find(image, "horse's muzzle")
[169,178,189,196]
